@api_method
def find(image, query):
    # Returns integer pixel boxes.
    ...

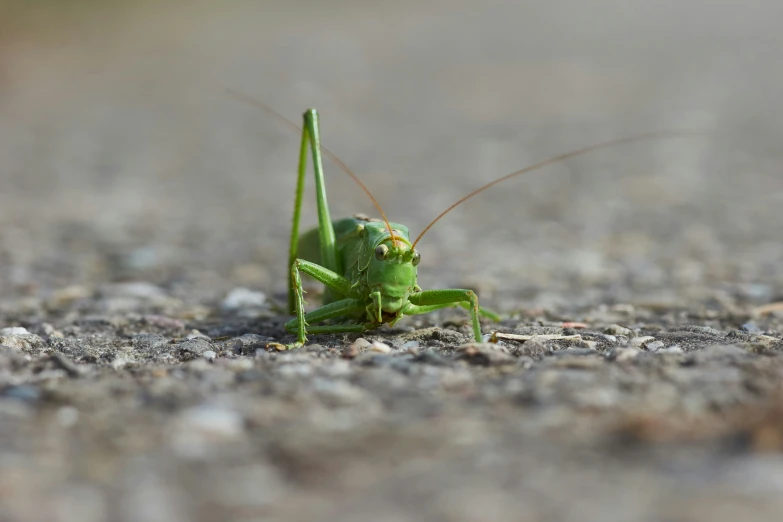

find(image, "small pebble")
[370,341,392,353]
[41,323,64,339]
[221,287,267,310]
[605,324,632,336]
[0,331,47,353]
[352,338,371,350]
[344,338,371,358]
[202,350,217,362]
[630,336,655,348]
[230,334,273,354]
[741,322,762,334]
[174,338,213,359]
[143,315,186,331]
[186,330,211,340]
[645,341,665,352]
[756,335,781,347]
[562,322,589,329]
[0,327,30,336]
[57,406,80,427]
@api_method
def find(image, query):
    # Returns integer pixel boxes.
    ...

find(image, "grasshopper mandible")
[228,89,703,349]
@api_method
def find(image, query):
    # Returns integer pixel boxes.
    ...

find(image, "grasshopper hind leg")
[283,108,341,348]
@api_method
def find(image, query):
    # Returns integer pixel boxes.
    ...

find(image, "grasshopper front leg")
[284,258,362,348]
[284,298,367,348]
[405,289,487,342]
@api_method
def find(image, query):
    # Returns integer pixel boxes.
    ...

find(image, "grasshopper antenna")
[411,130,708,248]
[225,87,399,244]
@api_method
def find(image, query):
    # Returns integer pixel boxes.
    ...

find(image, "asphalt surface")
[2,1,783,521]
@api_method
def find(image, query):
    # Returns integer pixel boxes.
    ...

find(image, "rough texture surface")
[3,1,783,521]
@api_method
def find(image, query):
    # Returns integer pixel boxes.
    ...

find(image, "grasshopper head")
[367,235,421,314]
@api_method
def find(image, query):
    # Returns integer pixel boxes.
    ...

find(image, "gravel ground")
[3,1,783,521]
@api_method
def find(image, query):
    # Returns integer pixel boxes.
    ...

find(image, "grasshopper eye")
[375,244,389,260]
[411,251,421,266]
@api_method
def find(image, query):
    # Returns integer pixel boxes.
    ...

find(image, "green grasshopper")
[228,89,703,349]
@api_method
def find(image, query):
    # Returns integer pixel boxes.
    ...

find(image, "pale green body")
[282,109,498,348]
[297,217,420,325]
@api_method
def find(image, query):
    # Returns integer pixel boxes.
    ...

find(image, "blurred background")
[2,0,783,312]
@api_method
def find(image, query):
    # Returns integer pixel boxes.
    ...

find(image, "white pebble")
[221,287,267,310]
[630,336,655,348]
[57,406,80,428]
[186,330,211,340]
[0,327,30,336]
[349,338,371,352]
[202,350,217,361]
[370,341,392,353]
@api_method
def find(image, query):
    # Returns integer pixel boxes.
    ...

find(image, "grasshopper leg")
[283,297,366,349]
[406,289,485,342]
[417,301,502,322]
[464,302,502,322]
[288,109,339,313]
[287,258,360,348]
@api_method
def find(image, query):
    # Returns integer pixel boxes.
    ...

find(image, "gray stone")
[221,287,267,311]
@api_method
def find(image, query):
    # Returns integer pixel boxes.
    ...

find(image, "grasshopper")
[228,89,703,349]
